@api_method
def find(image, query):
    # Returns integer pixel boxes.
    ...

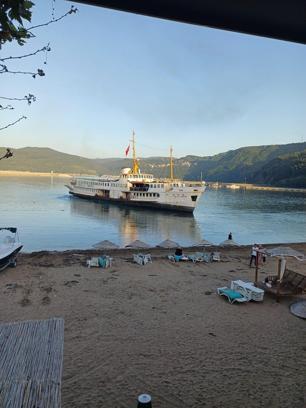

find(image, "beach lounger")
[87,256,112,268]
[217,287,249,304]
[133,253,152,266]
[188,252,204,263]
[87,257,99,267]
[212,252,221,262]
[187,251,214,263]
[231,280,264,302]
[202,252,213,262]
[168,254,189,262]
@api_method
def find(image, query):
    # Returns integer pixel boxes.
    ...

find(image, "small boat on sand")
[0,228,23,271]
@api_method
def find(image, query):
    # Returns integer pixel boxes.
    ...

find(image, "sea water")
[0,176,305,251]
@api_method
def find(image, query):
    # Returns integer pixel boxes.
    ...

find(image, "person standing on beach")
[258,244,268,265]
[249,244,258,267]
[228,232,233,240]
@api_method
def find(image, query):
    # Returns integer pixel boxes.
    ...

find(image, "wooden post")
[254,250,259,285]
[276,258,281,303]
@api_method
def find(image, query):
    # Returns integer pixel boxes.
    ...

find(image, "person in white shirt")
[249,244,258,267]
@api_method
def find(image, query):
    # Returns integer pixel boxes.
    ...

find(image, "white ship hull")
[67,171,205,213]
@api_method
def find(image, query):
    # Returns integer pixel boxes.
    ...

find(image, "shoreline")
[0,170,71,178]
[20,241,306,255]
[1,171,305,192]
[208,182,306,193]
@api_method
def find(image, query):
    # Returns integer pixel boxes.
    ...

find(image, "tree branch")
[0,149,13,160]
[0,105,14,110]
[0,44,51,62]
[0,64,45,77]
[27,6,78,31]
[0,94,36,105]
[0,116,27,131]
[0,4,78,48]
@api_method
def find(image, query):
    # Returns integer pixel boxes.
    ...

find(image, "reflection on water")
[213,189,306,213]
[0,176,305,251]
[70,198,202,246]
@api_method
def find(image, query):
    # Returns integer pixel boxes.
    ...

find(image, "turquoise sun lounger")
[217,287,249,304]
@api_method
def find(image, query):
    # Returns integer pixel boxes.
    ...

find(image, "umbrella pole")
[276,258,281,303]
[254,250,259,285]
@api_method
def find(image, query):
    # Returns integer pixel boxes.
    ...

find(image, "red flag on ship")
[125,144,130,156]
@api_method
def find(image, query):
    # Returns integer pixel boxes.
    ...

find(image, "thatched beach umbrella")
[92,240,119,249]
[266,246,305,259]
[219,239,240,247]
[156,239,179,249]
[125,240,151,249]
[192,239,213,247]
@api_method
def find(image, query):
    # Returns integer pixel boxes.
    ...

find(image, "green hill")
[184,142,306,184]
[0,143,305,188]
[251,149,306,188]
[0,147,193,178]
[0,147,101,174]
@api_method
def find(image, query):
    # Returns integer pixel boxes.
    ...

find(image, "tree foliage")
[0,0,34,47]
[0,0,77,138]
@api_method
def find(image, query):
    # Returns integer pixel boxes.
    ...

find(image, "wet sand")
[0,244,305,407]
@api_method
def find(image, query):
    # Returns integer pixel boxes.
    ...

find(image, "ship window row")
[97,182,110,187]
[133,174,153,179]
[150,184,163,188]
[134,193,160,198]
[149,183,184,188]
[78,181,110,187]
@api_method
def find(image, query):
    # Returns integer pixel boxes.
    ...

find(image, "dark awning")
[69,0,306,44]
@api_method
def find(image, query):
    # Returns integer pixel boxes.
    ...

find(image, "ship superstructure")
[66,134,205,213]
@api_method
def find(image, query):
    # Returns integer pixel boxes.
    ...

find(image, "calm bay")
[0,176,305,252]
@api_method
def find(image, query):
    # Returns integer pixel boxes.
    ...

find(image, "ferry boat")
[66,135,205,213]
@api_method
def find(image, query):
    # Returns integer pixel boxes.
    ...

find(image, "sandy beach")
[0,244,305,407]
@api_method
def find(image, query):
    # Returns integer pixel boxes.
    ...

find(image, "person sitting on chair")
[175,247,183,257]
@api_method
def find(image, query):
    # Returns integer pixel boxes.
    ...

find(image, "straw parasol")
[156,239,179,249]
[93,240,119,249]
[219,239,240,247]
[192,239,213,247]
[125,240,151,249]
[266,246,305,260]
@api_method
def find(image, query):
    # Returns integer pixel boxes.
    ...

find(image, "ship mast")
[132,131,139,174]
[170,145,174,180]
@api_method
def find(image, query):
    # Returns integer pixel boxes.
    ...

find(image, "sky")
[1,0,306,159]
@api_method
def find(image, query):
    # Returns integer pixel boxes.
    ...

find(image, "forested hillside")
[0,143,305,188]
[184,143,306,185]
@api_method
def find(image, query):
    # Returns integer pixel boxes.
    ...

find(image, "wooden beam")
[70,0,306,44]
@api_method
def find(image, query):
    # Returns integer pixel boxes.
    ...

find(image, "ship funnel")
[121,167,131,175]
